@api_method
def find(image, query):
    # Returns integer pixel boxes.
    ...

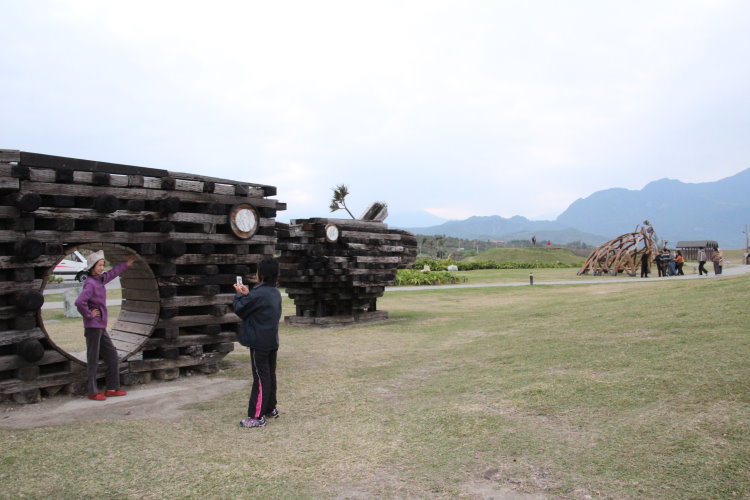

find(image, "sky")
[2,0,749,225]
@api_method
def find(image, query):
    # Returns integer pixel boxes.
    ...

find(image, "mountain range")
[395,168,750,249]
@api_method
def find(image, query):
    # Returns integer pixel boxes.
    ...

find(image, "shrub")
[395,269,465,286]
[413,258,571,271]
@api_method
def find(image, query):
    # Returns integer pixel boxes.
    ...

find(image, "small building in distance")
[675,240,719,261]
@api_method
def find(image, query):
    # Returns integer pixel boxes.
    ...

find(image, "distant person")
[669,251,677,276]
[234,257,283,428]
[531,235,537,247]
[711,248,723,275]
[698,248,709,275]
[547,240,551,246]
[674,251,685,275]
[75,250,135,401]
[654,252,665,277]
[640,252,650,278]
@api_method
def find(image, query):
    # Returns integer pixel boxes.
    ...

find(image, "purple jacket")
[75,262,129,329]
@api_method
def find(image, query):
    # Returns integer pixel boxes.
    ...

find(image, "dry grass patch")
[1,274,748,498]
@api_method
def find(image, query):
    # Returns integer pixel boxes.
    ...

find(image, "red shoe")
[105,389,127,397]
[88,393,106,401]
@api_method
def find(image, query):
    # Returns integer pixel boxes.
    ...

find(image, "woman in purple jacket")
[75,250,135,401]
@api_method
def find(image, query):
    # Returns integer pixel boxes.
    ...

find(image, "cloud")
[2,0,749,223]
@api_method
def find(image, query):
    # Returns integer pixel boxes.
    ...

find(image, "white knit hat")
[86,250,105,271]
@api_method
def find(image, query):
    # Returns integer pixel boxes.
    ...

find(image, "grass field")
[3,268,748,498]
[464,247,585,266]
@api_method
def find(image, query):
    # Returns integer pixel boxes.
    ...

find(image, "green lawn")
[3,272,748,498]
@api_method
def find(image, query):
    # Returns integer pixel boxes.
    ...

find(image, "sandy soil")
[0,376,246,429]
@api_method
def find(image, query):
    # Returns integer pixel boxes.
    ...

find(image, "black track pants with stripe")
[247,349,277,419]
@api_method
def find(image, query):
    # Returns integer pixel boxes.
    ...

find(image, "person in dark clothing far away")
[233,257,283,428]
[640,252,650,278]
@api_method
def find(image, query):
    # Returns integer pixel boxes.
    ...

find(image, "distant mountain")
[556,168,750,249]
[387,210,447,228]
[403,168,750,249]
[403,215,608,246]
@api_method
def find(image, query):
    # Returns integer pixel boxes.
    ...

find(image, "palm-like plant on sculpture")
[329,184,355,219]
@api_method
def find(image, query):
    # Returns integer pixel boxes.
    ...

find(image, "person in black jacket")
[233,257,282,428]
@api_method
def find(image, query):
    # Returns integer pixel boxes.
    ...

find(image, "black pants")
[676,263,684,275]
[248,349,277,419]
[84,328,120,396]
[699,261,708,275]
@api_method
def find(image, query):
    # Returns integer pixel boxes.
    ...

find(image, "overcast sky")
[2,0,749,224]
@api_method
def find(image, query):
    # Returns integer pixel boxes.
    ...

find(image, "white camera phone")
[236,276,243,285]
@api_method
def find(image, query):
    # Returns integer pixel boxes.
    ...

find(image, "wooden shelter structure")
[0,150,284,403]
[675,240,719,261]
[577,221,659,276]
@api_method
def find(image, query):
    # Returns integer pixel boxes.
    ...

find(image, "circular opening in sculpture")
[39,243,160,365]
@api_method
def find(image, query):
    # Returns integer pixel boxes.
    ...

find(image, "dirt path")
[0,376,246,429]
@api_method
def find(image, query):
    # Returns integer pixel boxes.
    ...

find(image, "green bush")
[395,269,465,286]
[413,258,571,271]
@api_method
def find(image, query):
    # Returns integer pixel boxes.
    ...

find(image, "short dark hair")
[258,257,279,285]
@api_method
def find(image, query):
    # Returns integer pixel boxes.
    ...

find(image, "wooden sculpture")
[577,221,659,276]
[0,150,284,403]
[277,214,417,327]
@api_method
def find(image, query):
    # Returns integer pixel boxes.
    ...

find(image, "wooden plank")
[158,274,238,287]
[144,331,236,349]
[0,149,21,162]
[0,178,20,191]
[20,180,280,207]
[122,289,161,301]
[160,293,234,307]
[340,230,402,241]
[146,254,266,265]
[19,151,170,177]
[117,309,159,325]
[27,208,241,225]
[121,299,160,314]
[10,230,276,245]
[157,312,239,328]
[109,330,150,346]
[119,277,159,290]
[0,206,20,218]
[0,328,45,346]
[111,320,154,335]
[354,256,400,264]
[127,352,225,372]
[165,170,272,195]
[0,350,67,371]
[0,280,44,293]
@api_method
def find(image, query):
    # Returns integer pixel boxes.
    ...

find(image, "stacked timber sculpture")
[277,202,418,326]
[577,221,659,276]
[0,150,283,403]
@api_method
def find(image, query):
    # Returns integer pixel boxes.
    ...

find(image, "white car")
[53,251,89,281]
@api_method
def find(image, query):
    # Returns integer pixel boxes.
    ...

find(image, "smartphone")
[236,276,243,285]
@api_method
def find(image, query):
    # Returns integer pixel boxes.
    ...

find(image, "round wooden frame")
[229,203,259,239]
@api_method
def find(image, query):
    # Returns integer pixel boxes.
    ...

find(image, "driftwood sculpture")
[0,150,283,403]
[577,221,659,276]
[277,211,417,326]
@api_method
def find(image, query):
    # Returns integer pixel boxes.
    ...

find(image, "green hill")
[464,247,585,267]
